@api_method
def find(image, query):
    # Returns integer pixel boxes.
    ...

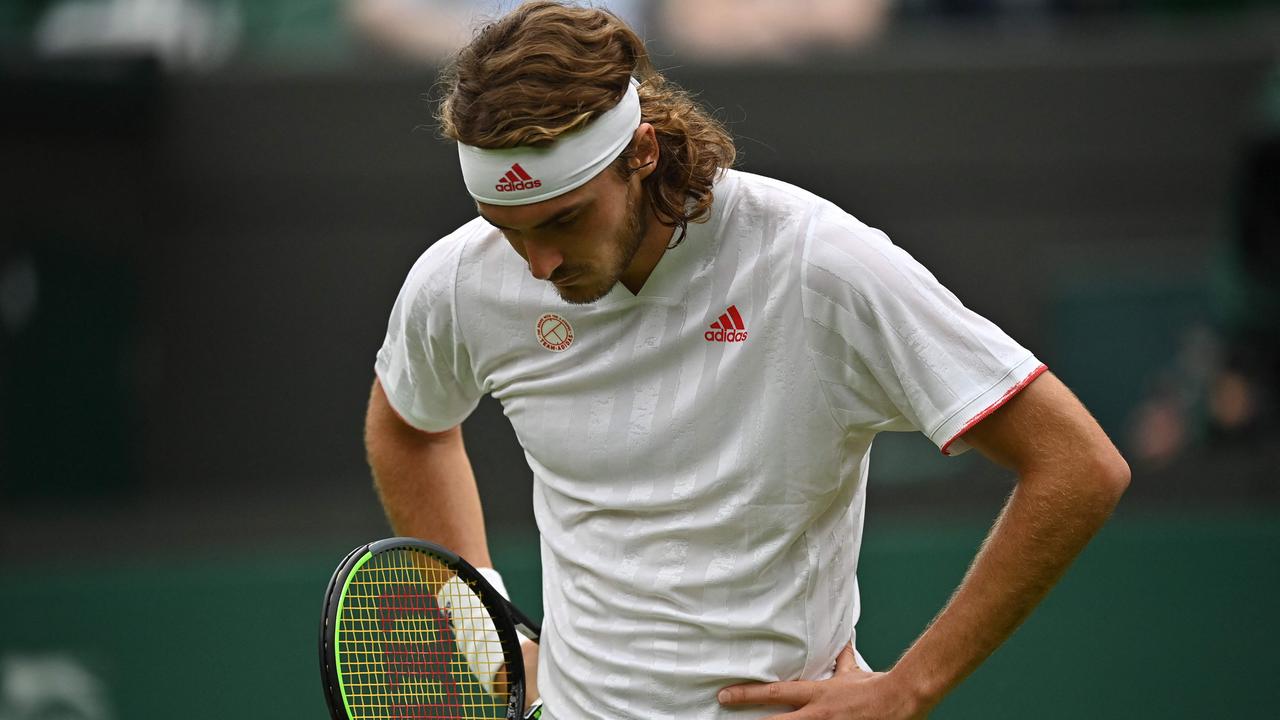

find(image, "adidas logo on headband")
[495,163,542,193]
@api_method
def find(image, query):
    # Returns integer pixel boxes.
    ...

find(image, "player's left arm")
[888,370,1129,712]
[718,371,1130,718]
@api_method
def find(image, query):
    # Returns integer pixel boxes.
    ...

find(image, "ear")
[630,122,659,181]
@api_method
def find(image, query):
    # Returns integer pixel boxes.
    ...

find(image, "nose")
[523,239,563,280]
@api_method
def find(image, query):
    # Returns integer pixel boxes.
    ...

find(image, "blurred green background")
[5,511,1277,718]
[3,1,1279,718]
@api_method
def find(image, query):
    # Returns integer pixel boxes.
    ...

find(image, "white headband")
[457,79,642,206]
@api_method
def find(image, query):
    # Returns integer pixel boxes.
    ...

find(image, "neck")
[619,205,676,295]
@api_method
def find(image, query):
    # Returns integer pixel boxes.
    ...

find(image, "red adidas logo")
[705,305,748,343]
[495,163,542,193]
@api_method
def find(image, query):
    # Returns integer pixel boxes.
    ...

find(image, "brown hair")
[437,1,736,244]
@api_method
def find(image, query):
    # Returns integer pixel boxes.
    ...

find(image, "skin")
[365,122,1131,716]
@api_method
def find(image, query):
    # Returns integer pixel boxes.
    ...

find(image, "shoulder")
[723,170,884,252]
[398,216,501,306]
[713,170,845,275]
[721,171,908,306]
[801,203,926,310]
[712,170,908,309]
[723,169,830,223]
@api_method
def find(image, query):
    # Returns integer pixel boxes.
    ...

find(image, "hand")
[716,643,930,719]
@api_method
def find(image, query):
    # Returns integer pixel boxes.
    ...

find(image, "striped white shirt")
[376,169,1043,719]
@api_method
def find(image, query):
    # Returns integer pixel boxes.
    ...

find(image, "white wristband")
[477,566,535,647]
[437,574,503,694]
[476,566,510,600]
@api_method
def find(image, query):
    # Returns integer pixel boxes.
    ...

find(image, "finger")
[718,681,816,707]
[835,643,858,674]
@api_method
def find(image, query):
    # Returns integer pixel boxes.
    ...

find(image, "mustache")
[549,265,590,283]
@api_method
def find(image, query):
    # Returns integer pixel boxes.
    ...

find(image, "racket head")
[319,538,527,720]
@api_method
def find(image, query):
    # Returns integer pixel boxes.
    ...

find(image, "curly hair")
[436,1,736,244]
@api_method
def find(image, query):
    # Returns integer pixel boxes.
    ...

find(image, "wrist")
[884,659,945,716]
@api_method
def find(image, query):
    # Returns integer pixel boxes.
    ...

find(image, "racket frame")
[319,537,540,720]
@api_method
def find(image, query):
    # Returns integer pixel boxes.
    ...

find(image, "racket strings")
[337,548,513,718]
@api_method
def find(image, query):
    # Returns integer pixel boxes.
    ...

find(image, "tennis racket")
[319,537,541,719]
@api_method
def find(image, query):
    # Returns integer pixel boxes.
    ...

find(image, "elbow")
[1092,445,1131,508]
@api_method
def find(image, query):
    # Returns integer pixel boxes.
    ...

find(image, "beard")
[552,186,648,305]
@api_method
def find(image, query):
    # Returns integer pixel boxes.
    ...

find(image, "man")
[366,2,1130,718]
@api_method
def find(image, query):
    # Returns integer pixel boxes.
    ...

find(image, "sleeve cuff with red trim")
[935,357,1048,456]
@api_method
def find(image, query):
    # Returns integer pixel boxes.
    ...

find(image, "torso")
[452,170,867,718]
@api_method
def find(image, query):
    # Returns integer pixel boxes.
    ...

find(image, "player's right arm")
[366,377,543,710]
[364,377,492,567]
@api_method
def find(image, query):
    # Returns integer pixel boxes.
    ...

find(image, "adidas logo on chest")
[705,305,748,343]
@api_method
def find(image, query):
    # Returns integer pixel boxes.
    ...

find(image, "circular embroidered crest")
[535,313,574,352]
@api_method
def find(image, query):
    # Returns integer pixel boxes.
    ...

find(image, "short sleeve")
[802,207,1046,455]
[374,237,483,432]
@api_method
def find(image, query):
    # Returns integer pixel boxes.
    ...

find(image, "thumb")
[834,642,859,674]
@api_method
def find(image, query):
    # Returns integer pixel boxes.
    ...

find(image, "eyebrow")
[479,200,591,231]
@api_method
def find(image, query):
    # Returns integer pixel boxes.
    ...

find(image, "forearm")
[889,464,1127,711]
[365,379,491,566]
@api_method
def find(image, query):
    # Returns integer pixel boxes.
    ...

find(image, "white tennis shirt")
[376,169,1045,718]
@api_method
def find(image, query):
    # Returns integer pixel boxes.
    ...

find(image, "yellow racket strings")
[338,547,512,719]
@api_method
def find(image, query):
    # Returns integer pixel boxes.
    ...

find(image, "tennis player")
[366,2,1130,718]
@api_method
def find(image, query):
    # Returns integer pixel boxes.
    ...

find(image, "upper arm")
[366,377,462,446]
[960,371,1130,488]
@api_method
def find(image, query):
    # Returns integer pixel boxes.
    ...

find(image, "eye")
[555,214,579,226]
